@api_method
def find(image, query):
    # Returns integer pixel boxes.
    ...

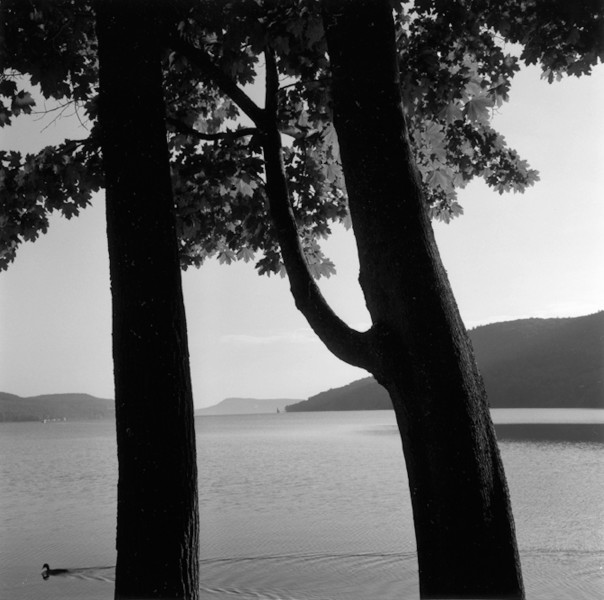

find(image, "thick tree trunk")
[167,6,522,597]
[96,3,199,599]
[322,1,524,598]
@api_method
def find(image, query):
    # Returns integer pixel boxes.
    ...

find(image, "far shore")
[3,409,603,443]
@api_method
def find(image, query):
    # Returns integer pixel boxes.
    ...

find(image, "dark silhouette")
[471,312,604,409]
[286,313,604,412]
[250,2,525,595]
[301,1,524,597]
[96,2,199,598]
[41,564,69,579]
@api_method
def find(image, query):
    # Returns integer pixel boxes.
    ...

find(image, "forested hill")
[3,313,601,419]
[286,378,392,412]
[195,397,299,415]
[0,392,114,422]
[471,311,603,408]
[286,312,604,412]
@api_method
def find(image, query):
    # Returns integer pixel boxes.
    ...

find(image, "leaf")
[341,212,352,230]
[236,178,256,197]
[236,247,255,263]
[11,91,36,116]
[297,110,310,129]
[217,249,236,265]
[464,80,483,98]
[322,123,339,153]
[440,102,463,124]
[61,204,80,219]
[324,160,343,187]
[424,120,447,160]
[427,168,454,193]
[450,202,464,218]
[0,80,17,97]
[464,95,493,124]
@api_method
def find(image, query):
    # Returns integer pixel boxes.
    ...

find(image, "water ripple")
[198,551,418,600]
[34,548,603,600]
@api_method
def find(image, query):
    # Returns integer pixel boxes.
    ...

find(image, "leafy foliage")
[478,0,604,81]
[0,0,97,102]
[0,138,102,269]
[1,0,601,271]
[0,0,100,269]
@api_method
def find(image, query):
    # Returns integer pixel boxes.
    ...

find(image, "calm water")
[1,410,603,599]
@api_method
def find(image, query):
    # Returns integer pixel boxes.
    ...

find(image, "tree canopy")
[1,0,602,272]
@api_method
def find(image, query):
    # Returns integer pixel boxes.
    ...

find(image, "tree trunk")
[96,3,199,599]
[322,1,524,598]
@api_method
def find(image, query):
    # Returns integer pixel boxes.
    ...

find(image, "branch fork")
[168,33,377,372]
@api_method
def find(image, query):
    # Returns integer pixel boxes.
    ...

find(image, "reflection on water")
[0,411,603,599]
[492,408,604,424]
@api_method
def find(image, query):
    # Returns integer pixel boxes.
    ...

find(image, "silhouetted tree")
[2,1,602,598]
[95,2,199,598]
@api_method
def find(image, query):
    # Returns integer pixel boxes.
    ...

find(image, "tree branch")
[166,117,257,142]
[264,46,279,120]
[168,33,374,370]
[167,35,267,128]
[261,125,375,371]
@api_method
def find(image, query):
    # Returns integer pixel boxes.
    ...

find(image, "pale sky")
[0,65,603,408]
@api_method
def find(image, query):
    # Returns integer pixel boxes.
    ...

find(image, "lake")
[0,410,603,599]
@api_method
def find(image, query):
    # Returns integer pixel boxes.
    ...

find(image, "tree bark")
[321,1,525,598]
[168,8,524,597]
[261,49,374,370]
[96,3,199,599]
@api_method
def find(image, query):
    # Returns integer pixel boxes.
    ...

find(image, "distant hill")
[471,312,603,408]
[4,314,601,419]
[196,397,301,416]
[285,378,391,412]
[1,392,298,421]
[286,312,604,412]
[0,392,115,422]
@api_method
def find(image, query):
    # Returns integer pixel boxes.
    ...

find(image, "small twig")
[40,103,74,132]
[73,102,90,131]
[31,99,75,116]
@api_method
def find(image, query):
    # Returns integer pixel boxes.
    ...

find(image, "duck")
[41,563,69,579]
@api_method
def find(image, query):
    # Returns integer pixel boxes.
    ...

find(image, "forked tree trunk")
[96,3,199,599]
[321,1,524,598]
[166,4,523,596]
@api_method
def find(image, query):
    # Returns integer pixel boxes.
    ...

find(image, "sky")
[0,64,603,408]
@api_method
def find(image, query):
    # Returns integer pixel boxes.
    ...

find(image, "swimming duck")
[41,563,69,579]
